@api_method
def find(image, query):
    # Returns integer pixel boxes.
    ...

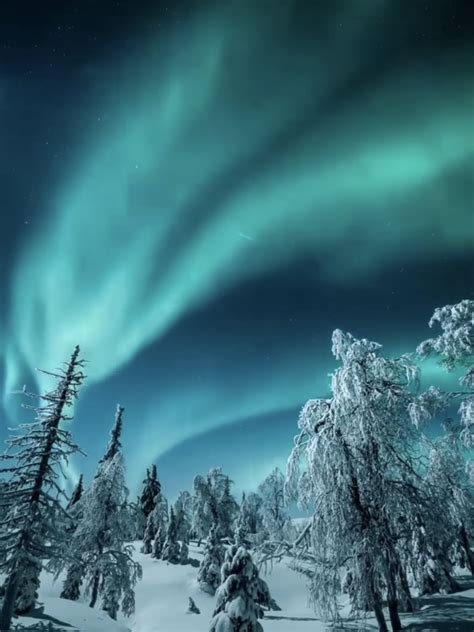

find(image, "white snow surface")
[9,542,474,631]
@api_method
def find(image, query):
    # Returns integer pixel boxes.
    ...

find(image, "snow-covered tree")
[125,497,147,541]
[198,525,225,595]
[0,346,85,631]
[180,540,189,564]
[60,562,84,602]
[219,476,239,540]
[66,474,84,510]
[140,464,161,519]
[98,406,123,465]
[192,469,238,543]
[210,544,277,631]
[140,466,167,554]
[151,524,165,560]
[56,407,142,619]
[141,490,168,554]
[286,330,443,632]
[60,474,86,601]
[174,490,192,542]
[415,300,474,582]
[417,299,474,450]
[234,496,252,549]
[258,468,290,542]
[161,507,181,564]
[418,429,474,586]
[238,492,264,544]
[141,513,155,555]
[193,475,215,543]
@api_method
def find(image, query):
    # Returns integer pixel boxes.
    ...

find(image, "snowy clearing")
[7,543,474,632]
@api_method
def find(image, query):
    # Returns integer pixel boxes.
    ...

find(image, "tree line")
[0,299,472,632]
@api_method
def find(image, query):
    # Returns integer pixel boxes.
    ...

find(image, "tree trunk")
[386,564,402,631]
[89,571,100,609]
[397,565,415,613]
[372,592,389,632]
[460,524,474,576]
[387,599,402,632]
[0,571,19,632]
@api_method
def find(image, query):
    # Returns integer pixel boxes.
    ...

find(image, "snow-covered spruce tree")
[142,490,168,554]
[0,346,85,631]
[174,490,192,543]
[98,405,123,465]
[193,474,216,544]
[210,544,277,631]
[180,540,189,564]
[60,473,86,601]
[60,406,125,603]
[140,464,161,519]
[141,513,155,555]
[198,525,225,595]
[161,507,181,564]
[140,468,166,554]
[258,468,290,542]
[58,406,142,620]
[192,468,238,543]
[238,492,265,546]
[127,497,148,541]
[151,524,165,560]
[219,476,239,540]
[66,474,84,510]
[286,330,442,632]
[235,500,251,549]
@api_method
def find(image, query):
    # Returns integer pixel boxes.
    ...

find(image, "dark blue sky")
[0,0,472,499]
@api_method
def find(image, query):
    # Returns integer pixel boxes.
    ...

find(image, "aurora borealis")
[0,0,472,496]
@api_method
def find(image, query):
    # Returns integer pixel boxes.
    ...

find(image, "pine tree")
[198,525,225,595]
[60,563,84,602]
[56,407,142,619]
[192,474,215,544]
[141,513,155,555]
[219,476,238,540]
[60,474,86,601]
[174,490,192,542]
[66,474,84,510]
[141,491,168,554]
[127,497,147,540]
[180,540,189,564]
[192,469,238,543]
[99,405,124,465]
[140,464,161,519]
[239,492,265,545]
[162,507,180,564]
[235,510,250,549]
[210,544,276,631]
[0,346,85,631]
[152,525,165,560]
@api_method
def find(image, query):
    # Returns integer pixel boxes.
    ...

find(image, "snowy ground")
[8,543,474,631]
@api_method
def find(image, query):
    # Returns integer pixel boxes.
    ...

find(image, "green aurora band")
[1,1,472,483]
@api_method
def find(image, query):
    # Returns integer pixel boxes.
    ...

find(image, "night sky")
[0,0,472,499]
